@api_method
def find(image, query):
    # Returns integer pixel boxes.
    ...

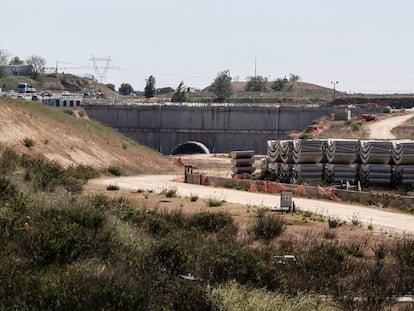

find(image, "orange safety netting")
[171,177,184,183]
[262,182,289,193]
[317,185,342,202]
[293,184,308,197]
[249,182,259,192]
[233,173,252,180]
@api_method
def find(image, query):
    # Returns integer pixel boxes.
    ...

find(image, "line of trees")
[0,49,46,80]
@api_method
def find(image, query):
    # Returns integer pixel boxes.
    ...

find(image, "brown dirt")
[0,97,177,174]
[84,180,397,247]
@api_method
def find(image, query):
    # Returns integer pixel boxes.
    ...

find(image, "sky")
[2,0,414,94]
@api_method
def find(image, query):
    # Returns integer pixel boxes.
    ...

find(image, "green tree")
[118,83,134,95]
[271,77,288,91]
[245,75,267,92]
[289,73,301,82]
[26,55,46,80]
[0,49,10,78]
[144,75,156,98]
[210,70,232,102]
[9,56,24,65]
[171,81,189,102]
[0,49,10,65]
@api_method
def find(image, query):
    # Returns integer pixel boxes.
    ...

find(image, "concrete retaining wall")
[84,103,329,154]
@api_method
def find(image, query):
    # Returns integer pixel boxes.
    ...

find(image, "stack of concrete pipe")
[278,163,292,183]
[358,140,393,164]
[230,150,256,175]
[392,140,414,165]
[292,163,324,181]
[326,139,359,164]
[393,165,414,185]
[292,139,327,164]
[264,138,414,187]
[324,163,358,184]
[279,140,294,164]
[359,164,393,185]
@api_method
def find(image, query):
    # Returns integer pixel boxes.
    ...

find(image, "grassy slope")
[0,97,175,174]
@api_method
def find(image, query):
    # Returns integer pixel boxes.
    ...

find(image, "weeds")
[190,194,199,202]
[206,194,224,207]
[249,209,286,241]
[160,186,177,198]
[23,137,35,148]
[107,166,122,176]
[328,217,340,229]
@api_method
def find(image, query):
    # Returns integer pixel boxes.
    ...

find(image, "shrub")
[190,194,199,202]
[249,209,286,241]
[328,217,340,228]
[188,212,238,234]
[20,155,65,191]
[206,196,224,207]
[323,230,336,239]
[351,122,361,132]
[210,281,342,311]
[23,137,35,148]
[106,184,120,191]
[18,201,113,265]
[150,238,189,275]
[345,241,365,258]
[65,165,99,181]
[0,147,18,175]
[160,186,177,198]
[145,214,172,237]
[107,166,122,176]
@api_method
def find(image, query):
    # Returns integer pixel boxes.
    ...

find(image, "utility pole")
[331,81,338,103]
[330,81,338,120]
[254,57,257,90]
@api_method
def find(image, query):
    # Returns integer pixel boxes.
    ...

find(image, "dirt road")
[368,110,414,139]
[91,175,414,235]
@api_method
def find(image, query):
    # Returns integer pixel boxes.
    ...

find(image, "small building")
[42,97,82,108]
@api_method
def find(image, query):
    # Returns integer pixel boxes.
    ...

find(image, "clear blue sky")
[2,0,414,93]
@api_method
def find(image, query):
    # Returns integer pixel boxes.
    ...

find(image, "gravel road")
[368,110,414,139]
[92,175,414,235]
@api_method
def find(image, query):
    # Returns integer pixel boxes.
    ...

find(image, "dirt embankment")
[0,97,176,174]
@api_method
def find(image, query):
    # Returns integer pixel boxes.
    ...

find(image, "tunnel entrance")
[171,141,210,155]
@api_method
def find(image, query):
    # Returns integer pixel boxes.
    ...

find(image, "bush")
[150,238,189,275]
[0,147,18,175]
[249,210,286,241]
[328,217,340,228]
[23,137,35,148]
[160,186,177,198]
[206,196,224,207]
[107,166,122,176]
[20,155,65,191]
[188,212,238,234]
[190,194,199,202]
[18,200,113,266]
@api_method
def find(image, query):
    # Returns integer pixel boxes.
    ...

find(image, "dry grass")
[0,97,177,174]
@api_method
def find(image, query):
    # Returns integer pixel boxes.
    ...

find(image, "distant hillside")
[0,97,175,174]
[190,81,339,104]
[0,73,117,96]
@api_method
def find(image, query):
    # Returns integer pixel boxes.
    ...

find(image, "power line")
[90,55,113,83]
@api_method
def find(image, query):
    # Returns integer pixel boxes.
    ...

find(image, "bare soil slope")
[0,97,175,174]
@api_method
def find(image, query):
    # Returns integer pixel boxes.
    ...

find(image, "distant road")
[91,175,414,235]
[368,110,414,139]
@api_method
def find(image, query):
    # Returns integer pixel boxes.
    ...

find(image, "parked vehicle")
[362,113,377,121]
